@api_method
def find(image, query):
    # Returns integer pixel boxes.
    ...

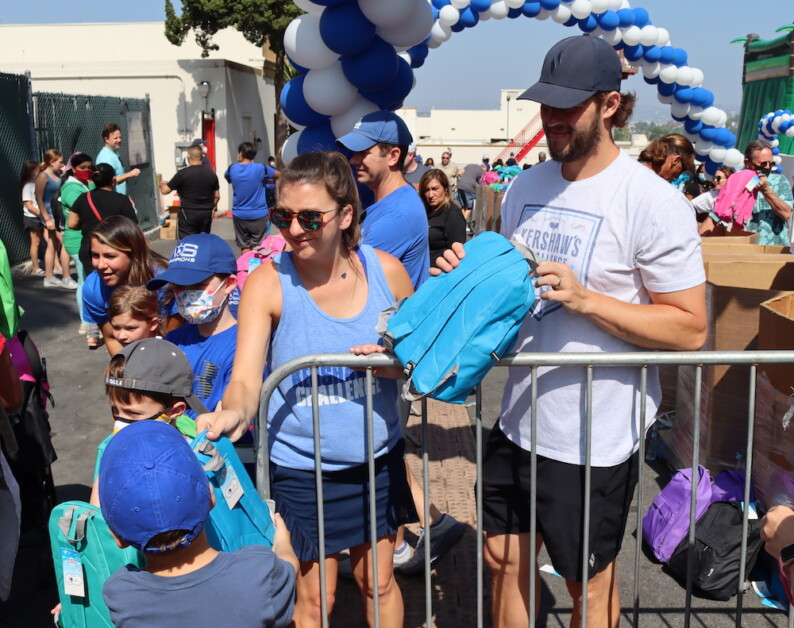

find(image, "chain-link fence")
[0,72,36,266]
[34,92,158,231]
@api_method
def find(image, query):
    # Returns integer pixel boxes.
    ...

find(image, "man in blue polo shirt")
[337,111,430,289]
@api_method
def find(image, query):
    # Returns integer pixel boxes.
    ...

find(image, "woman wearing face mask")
[83,216,179,355]
[197,151,417,628]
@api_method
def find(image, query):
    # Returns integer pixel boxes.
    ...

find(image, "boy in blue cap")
[147,233,241,418]
[99,420,297,627]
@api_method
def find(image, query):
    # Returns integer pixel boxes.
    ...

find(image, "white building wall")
[0,23,275,212]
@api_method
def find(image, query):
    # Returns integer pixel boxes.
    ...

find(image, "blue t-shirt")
[82,270,177,325]
[103,546,296,628]
[224,162,270,220]
[361,185,430,290]
[165,324,237,418]
[96,147,127,195]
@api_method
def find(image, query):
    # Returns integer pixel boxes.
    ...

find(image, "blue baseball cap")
[147,233,236,289]
[336,111,413,152]
[98,420,211,553]
[519,35,622,109]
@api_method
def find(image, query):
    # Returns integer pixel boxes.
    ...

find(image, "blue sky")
[2,1,790,119]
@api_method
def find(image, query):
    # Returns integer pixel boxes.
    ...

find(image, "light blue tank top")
[43,175,60,210]
[267,244,400,471]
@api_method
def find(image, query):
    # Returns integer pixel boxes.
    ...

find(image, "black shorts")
[482,424,639,581]
[23,216,43,231]
[232,215,269,250]
[177,208,213,240]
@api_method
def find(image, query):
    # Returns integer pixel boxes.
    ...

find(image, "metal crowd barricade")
[256,350,794,628]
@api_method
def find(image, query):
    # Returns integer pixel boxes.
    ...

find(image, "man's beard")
[544,113,602,163]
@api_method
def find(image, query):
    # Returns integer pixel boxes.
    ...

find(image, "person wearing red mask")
[66,161,138,348]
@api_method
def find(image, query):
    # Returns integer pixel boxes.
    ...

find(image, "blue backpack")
[380,231,537,404]
[190,430,275,550]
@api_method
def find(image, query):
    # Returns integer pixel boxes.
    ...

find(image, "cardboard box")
[700,242,790,255]
[159,206,179,240]
[759,294,794,393]
[701,225,760,243]
[660,257,794,473]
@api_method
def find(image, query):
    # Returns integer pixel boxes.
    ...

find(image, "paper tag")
[746,176,761,192]
[248,257,263,274]
[219,463,243,509]
[726,221,733,232]
[265,499,276,519]
[61,548,85,598]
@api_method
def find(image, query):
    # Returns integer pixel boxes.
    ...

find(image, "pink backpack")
[235,235,287,290]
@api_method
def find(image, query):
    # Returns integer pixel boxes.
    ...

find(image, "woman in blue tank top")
[197,151,416,627]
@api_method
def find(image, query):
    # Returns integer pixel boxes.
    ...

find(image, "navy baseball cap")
[336,111,413,152]
[519,36,622,109]
[147,233,236,289]
[99,420,211,553]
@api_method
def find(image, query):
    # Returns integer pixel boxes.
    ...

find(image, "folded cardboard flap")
[701,226,760,242]
[700,242,790,255]
[759,294,794,393]
[704,255,794,290]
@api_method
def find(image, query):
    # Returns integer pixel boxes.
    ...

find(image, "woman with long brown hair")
[419,168,467,265]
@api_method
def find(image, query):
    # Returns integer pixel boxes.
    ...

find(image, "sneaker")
[32,268,45,277]
[43,277,62,288]
[392,541,414,568]
[394,514,466,575]
[78,324,89,335]
[53,268,63,277]
[60,277,78,290]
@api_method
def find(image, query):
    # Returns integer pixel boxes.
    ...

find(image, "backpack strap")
[17,329,53,406]
[193,439,226,472]
[0,404,19,460]
[58,505,95,544]
[86,191,102,222]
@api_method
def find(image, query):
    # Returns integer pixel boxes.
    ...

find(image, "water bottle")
[645,428,659,462]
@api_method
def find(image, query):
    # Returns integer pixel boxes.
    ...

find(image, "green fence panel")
[0,72,36,266]
[34,92,158,231]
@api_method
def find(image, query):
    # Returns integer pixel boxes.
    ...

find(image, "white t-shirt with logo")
[498,150,705,467]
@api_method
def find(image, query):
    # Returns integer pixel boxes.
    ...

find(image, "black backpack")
[665,501,763,601]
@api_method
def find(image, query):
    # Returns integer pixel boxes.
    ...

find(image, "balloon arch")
[756,109,794,173]
[281,0,745,173]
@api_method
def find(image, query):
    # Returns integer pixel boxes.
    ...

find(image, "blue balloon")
[287,55,309,75]
[431,0,451,8]
[578,15,598,32]
[564,15,579,27]
[471,0,490,10]
[643,75,660,85]
[361,58,414,108]
[704,158,719,175]
[451,22,465,32]
[690,88,713,109]
[674,87,694,104]
[657,82,678,97]
[432,7,439,19]
[623,44,644,62]
[410,57,425,69]
[407,43,429,64]
[617,8,634,28]
[633,7,649,28]
[522,1,542,17]
[772,146,781,155]
[672,48,688,67]
[684,118,704,134]
[281,75,329,128]
[671,113,688,123]
[539,0,560,10]
[643,45,661,63]
[319,2,376,56]
[297,122,338,155]
[700,127,717,142]
[341,36,399,92]
[459,6,480,26]
[508,7,523,18]
[658,46,676,65]
[598,10,620,31]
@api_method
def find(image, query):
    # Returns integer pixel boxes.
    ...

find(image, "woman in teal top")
[60,153,95,337]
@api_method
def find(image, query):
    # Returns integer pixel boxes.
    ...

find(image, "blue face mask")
[175,281,227,325]
[698,173,707,183]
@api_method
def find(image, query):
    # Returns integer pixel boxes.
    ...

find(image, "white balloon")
[774,155,783,164]
[479,8,492,20]
[709,147,727,164]
[601,28,622,46]
[772,138,780,147]
[658,93,674,105]
[427,37,442,48]
[639,25,658,47]
[607,0,622,9]
[552,5,572,23]
[303,63,359,116]
[622,26,642,46]
[781,113,791,123]
[491,0,509,19]
[329,97,380,138]
[450,0,470,8]
[787,127,794,138]
[715,110,728,128]
[687,106,703,120]
[281,131,301,165]
[689,68,704,89]
[724,148,744,168]
[569,0,591,19]
[671,101,690,118]
[438,4,461,26]
[284,14,337,70]
[359,0,417,28]
[676,66,695,86]
[655,27,670,47]
[431,19,453,41]
[682,130,699,144]
[507,0,525,8]
[619,0,630,8]
[590,0,609,12]
[642,62,661,78]
[293,0,324,15]
[377,0,435,48]
[700,107,721,127]
[658,65,679,84]
[535,8,551,20]
[772,118,782,133]
[694,139,713,156]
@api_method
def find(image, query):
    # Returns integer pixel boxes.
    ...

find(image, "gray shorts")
[233,216,270,250]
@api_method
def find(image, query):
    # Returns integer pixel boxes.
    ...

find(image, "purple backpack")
[642,465,713,563]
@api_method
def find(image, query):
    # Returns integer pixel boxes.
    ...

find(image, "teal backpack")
[380,231,537,404]
[190,430,275,550]
[48,501,144,628]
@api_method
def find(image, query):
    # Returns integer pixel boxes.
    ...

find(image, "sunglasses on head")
[269,207,339,231]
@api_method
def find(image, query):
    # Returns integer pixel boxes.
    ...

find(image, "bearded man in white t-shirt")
[437,35,707,627]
